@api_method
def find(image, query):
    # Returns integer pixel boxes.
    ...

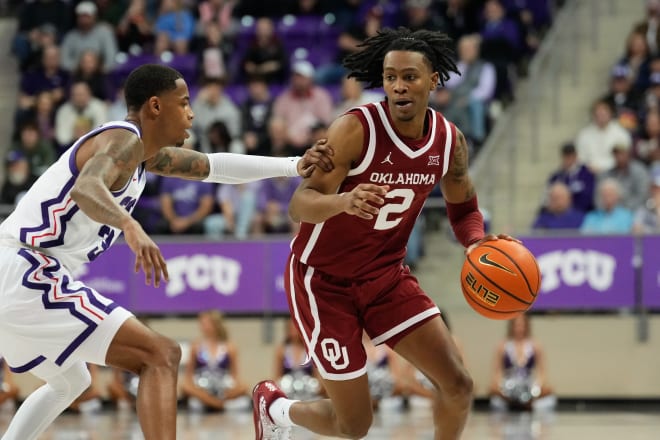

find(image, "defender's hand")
[298,138,335,177]
[342,184,390,220]
[122,218,169,287]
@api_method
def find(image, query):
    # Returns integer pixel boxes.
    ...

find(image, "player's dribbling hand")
[298,139,335,177]
[122,218,169,287]
[465,233,521,255]
[342,184,390,219]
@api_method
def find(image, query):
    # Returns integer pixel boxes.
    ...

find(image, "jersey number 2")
[373,188,415,231]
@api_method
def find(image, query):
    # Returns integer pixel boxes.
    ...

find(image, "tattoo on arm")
[447,130,476,201]
[146,147,210,180]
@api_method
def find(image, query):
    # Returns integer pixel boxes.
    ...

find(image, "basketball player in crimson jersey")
[253,27,515,440]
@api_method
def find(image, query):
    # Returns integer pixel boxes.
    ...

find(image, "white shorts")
[0,246,133,378]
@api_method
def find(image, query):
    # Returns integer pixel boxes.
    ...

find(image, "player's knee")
[439,367,473,404]
[337,413,372,439]
[147,335,181,371]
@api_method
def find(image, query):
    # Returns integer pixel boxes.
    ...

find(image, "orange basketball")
[460,240,541,320]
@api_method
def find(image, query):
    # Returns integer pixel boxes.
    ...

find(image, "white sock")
[268,397,298,427]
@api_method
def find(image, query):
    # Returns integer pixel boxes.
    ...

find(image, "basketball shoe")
[253,380,292,440]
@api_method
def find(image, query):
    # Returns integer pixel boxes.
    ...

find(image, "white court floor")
[2,405,660,439]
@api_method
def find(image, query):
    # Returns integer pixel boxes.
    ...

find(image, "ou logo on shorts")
[321,338,349,370]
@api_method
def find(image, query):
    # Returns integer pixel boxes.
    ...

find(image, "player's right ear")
[148,97,161,115]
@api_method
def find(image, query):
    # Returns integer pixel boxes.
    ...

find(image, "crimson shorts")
[285,253,440,381]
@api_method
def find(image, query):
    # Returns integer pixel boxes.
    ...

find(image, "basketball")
[460,240,541,320]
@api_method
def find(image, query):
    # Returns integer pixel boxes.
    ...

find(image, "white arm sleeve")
[202,153,301,184]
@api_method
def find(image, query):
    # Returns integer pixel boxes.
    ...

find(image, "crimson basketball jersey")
[291,101,456,279]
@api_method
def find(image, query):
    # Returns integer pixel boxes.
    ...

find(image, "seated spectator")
[0,355,19,411]
[116,0,154,54]
[618,30,651,93]
[12,0,72,71]
[11,121,56,177]
[55,81,108,149]
[333,76,383,118]
[71,49,110,101]
[181,310,249,411]
[17,45,69,117]
[602,64,643,132]
[241,76,274,154]
[254,116,297,157]
[157,136,215,235]
[633,163,660,233]
[489,314,556,412]
[196,0,237,39]
[1,151,37,205]
[131,171,163,235]
[204,181,260,239]
[272,60,334,152]
[634,110,660,165]
[60,1,118,72]
[197,22,232,81]
[575,99,632,174]
[68,364,103,413]
[315,4,383,85]
[644,71,660,114]
[363,332,405,410]
[634,0,660,56]
[440,0,480,42]
[601,143,650,212]
[154,0,195,56]
[274,319,322,401]
[257,175,301,234]
[191,76,241,154]
[18,91,58,147]
[403,0,444,32]
[547,142,595,213]
[444,34,496,146]
[207,120,244,154]
[240,17,288,85]
[532,182,585,230]
[479,0,522,100]
[580,178,634,234]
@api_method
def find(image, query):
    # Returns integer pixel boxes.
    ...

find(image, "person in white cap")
[59,1,118,72]
[272,60,334,152]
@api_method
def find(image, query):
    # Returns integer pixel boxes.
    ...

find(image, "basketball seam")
[466,257,533,306]
[461,283,528,315]
[479,244,539,298]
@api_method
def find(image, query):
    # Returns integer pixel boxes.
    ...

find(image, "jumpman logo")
[381,152,394,165]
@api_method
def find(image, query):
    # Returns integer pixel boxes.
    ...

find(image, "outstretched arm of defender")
[288,114,389,224]
[144,142,335,182]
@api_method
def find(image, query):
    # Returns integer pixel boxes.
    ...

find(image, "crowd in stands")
[533,0,660,235]
[2,0,556,256]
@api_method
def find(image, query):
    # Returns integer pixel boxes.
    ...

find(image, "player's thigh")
[392,316,470,393]
[286,256,367,380]
[105,317,181,374]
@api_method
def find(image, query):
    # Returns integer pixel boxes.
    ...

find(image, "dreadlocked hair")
[343,27,458,89]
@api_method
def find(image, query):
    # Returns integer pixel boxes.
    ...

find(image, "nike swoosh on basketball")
[478,253,515,274]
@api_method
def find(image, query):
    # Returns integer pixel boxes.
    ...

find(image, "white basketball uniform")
[0,121,144,377]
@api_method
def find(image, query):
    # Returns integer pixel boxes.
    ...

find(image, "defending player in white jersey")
[0,64,333,440]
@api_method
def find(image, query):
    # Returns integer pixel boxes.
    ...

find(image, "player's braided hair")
[343,27,458,89]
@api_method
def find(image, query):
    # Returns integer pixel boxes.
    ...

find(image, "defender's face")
[382,51,438,123]
[159,78,194,147]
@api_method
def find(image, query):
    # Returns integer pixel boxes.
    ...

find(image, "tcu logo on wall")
[321,338,349,370]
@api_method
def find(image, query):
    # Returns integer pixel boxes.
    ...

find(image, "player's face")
[159,78,194,147]
[382,51,439,123]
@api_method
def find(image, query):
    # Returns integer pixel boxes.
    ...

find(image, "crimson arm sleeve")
[445,195,485,247]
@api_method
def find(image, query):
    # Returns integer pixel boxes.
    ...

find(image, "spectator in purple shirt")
[257,175,302,234]
[547,142,596,213]
[532,182,585,231]
[157,136,215,235]
[18,45,69,116]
